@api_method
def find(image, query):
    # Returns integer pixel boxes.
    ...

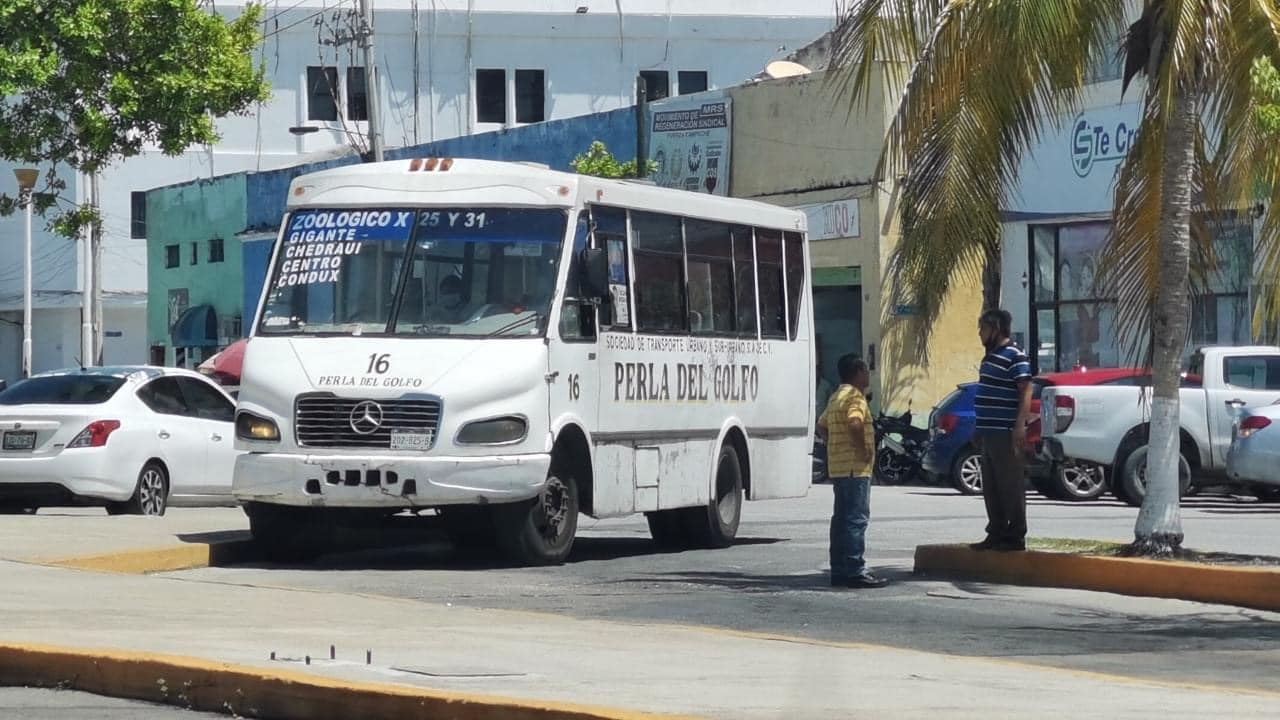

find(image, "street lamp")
[13,168,38,378]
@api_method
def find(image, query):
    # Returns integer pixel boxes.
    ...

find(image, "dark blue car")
[923,384,983,494]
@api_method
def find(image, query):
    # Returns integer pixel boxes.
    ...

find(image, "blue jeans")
[830,475,871,579]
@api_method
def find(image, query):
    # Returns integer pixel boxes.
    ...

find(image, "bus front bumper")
[232,451,551,508]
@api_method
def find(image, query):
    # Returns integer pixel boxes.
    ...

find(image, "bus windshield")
[258,207,567,337]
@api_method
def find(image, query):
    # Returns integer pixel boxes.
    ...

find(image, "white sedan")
[0,366,240,515]
[1227,403,1280,499]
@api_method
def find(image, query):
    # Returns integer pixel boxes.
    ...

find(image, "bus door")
[548,209,600,462]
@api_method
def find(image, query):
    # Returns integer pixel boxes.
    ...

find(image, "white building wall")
[0,0,836,383]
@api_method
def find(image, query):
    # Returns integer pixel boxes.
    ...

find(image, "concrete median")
[0,642,693,720]
[914,543,1280,613]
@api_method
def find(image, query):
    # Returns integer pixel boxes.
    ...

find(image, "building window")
[346,67,368,121]
[165,245,180,269]
[515,69,545,123]
[209,237,225,264]
[307,66,339,121]
[1028,217,1253,372]
[678,71,708,95]
[476,69,506,124]
[1085,37,1125,84]
[190,242,199,266]
[639,70,669,102]
[130,191,146,239]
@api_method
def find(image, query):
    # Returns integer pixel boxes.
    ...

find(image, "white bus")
[233,158,814,565]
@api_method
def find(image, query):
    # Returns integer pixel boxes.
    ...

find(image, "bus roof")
[286,158,807,232]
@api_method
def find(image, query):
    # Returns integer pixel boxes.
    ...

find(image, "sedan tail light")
[67,420,121,448]
[1054,396,1076,434]
[938,413,959,435]
[1238,415,1272,439]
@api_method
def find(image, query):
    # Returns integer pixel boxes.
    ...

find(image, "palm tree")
[829,0,1280,553]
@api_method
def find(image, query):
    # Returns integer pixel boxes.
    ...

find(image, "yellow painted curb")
[914,544,1280,613]
[0,642,696,720]
[44,540,258,575]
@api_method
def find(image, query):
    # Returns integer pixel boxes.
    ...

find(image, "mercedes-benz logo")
[349,400,384,435]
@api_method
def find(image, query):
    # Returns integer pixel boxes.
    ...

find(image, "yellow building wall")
[873,189,984,418]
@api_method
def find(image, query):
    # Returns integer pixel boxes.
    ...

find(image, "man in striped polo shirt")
[971,309,1033,552]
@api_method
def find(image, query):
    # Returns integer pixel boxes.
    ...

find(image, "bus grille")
[294,394,441,449]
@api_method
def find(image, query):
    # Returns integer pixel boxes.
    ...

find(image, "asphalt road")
[170,485,1280,693]
[0,688,225,719]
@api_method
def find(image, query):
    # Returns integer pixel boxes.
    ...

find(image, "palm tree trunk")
[1132,84,1194,555]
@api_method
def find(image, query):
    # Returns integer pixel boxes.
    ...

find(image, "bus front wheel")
[495,465,579,566]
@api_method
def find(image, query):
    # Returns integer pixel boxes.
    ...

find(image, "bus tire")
[246,503,331,564]
[682,444,744,549]
[494,463,579,566]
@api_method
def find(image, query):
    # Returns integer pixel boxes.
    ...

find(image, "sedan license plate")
[2,431,37,451]
[389,430,433,451]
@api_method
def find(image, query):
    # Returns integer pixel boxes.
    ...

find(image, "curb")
[0,642,695,720]
[914,544,1280,613]
[44,539,258,574]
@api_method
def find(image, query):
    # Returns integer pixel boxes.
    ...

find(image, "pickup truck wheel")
[1119,446,1191,508]
[951,451,983,495]
[1052,462,1107,501]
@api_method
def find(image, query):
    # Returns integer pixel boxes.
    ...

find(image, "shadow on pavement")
[233,534,786,572]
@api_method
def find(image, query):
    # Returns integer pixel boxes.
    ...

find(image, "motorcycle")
[873,407,932,485]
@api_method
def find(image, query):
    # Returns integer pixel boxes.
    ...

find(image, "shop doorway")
[813,266,863,399]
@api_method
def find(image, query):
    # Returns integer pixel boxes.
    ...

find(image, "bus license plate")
[390,430,433,451]
[2,431,37,451]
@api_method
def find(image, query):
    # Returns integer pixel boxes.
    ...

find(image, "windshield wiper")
[486,313,541,337]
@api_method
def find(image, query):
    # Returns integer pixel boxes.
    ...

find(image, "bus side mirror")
[581,248,610,301]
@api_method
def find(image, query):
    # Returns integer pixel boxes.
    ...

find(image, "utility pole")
[90,171,103,366]
[635,75,648,178]
[80,174,92,367]
[359,0,384,162]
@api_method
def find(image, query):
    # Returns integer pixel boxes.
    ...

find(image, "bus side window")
[560,212,596,340]
[756,229,787,339]
[784,231,805,340]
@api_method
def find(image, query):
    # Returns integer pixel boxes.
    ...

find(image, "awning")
[171,305,218,347]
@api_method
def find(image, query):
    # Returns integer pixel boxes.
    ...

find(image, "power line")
[263,0,350,40]
[261,0,314,27]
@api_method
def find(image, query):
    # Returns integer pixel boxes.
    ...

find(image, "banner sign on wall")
[646,92,732,196]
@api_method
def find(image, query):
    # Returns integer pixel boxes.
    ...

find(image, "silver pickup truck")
[1039,346,1280,505]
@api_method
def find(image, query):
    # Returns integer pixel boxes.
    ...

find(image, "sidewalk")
[2,559,1278,719]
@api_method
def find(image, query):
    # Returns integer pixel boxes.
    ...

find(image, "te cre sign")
[614,362,759,403]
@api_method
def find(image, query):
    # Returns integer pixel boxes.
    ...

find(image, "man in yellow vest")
[818,355,889,588]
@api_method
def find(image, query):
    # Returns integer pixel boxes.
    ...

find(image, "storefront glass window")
[1029,218,1252,372]
[1032,226,1055,303]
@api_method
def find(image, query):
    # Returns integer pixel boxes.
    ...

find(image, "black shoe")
[969,537,998,551]
[992,539,1026,552]
[830,575,848,587]
[842,573,889,589]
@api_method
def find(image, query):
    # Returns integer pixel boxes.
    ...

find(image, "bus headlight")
[456,416,528,445]
[236,412,281,442]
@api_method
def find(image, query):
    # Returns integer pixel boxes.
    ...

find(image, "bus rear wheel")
[495,465,579,566]
[684,445,744,549]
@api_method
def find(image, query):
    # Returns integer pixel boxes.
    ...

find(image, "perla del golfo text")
[614,362,760,403]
